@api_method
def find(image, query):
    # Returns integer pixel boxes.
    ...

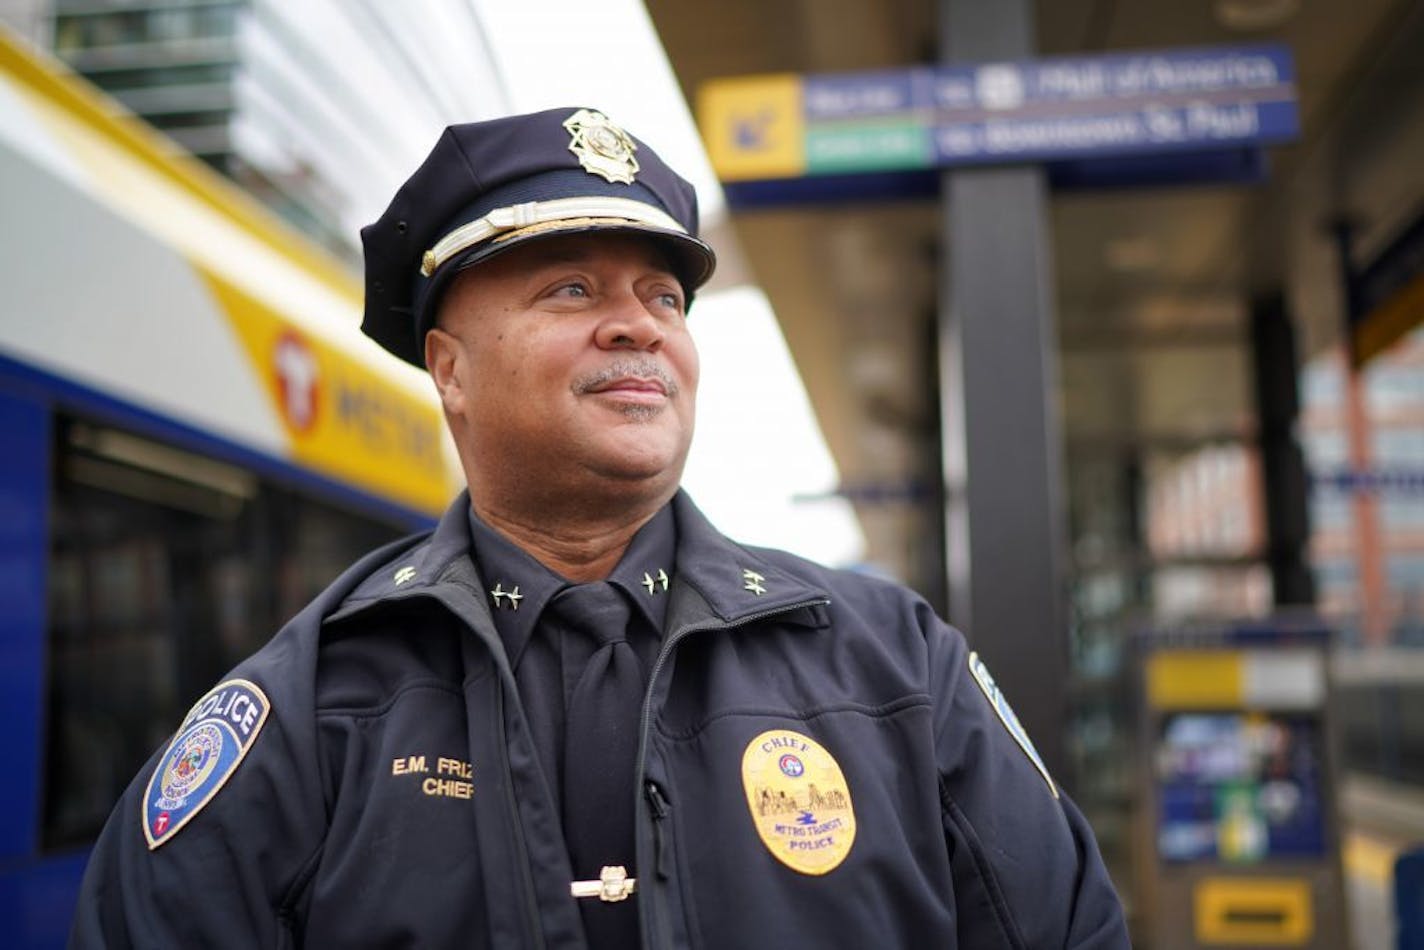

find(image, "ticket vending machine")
[1135,621,1349,948]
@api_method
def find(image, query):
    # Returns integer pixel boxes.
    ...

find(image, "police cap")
[360,107,716,368]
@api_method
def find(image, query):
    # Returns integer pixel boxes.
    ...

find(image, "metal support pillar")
[938,0,1070,780]
[1249,292,1316,605]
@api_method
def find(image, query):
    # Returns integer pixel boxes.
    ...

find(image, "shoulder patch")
[967,652,1058,799]
[143,678,271,849]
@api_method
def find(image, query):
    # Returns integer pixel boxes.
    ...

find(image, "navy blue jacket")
[71,492,1129,948]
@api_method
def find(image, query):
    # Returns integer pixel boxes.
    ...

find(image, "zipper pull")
[645,781,671,879]
[645,780,670,819]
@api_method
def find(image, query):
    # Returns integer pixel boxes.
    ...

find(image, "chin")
[591,423,688,466]
[595,456,681,486]
[589,443,688,489]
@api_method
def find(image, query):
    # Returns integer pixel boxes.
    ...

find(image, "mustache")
[571,358,679,397]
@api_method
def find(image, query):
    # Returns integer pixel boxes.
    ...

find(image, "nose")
[594,290,664,352]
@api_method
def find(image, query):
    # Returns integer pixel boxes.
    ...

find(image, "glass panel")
[42,417,408,850]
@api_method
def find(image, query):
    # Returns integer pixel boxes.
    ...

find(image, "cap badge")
[564,109,640,184]
[741,729,857,875]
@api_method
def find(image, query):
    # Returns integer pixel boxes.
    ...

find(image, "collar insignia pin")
[657,569,670,591]
[564,109,639,184]
[393,566,417,586]
[642,572,656,595]
[742,569,766,596]
[492,581,521,609]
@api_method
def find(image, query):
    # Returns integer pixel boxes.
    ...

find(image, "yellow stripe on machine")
[1147,650,1245,708]
[1147,648,1325,710]
[1194,877,1313,945]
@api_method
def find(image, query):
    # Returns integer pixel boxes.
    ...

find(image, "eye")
[552,280,590,299]
[654,290,685,313]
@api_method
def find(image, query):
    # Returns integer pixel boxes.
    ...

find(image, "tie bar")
[570,865,637,902]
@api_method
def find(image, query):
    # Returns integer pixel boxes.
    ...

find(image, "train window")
[42,418,412,851]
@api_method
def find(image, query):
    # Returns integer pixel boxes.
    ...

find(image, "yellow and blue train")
[0,29,461,946]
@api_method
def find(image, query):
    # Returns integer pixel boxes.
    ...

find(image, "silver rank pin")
[641,569,670,595]
[742,569,766,596]
[393,566,417,586]
[490,582,523,610]
[564,109,639,184]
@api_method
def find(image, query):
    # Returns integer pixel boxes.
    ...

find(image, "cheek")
[676,338,700,397]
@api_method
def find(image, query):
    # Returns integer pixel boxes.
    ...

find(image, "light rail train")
[0,30,460,947]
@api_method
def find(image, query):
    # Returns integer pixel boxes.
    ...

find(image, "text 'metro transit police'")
[70,106,1130,948]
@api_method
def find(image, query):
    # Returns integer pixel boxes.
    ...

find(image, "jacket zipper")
[646,780,671,880]
[636,597,831,948]
[494,683,547,950]
[421,587,547,950]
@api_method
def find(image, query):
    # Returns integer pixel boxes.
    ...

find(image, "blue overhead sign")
[700,44,1298,197]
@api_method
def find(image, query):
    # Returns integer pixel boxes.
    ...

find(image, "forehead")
[463,231,680,282]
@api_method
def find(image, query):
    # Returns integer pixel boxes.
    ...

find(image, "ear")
[425,328,466,414]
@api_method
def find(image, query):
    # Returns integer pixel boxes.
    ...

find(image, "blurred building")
[1142,327,1424,649]
[1303,335,1424,647]
[10,0,508,264]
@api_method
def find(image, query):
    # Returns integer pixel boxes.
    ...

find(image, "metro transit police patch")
[143,678,270,849]
[741,729,856,875]
[968,652,1058,799]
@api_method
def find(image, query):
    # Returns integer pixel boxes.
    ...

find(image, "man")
[72,107,1128,948]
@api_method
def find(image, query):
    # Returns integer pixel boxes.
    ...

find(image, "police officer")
[71,107,1130,949]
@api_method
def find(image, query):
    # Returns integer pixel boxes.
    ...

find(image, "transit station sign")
[699,44,1298,183]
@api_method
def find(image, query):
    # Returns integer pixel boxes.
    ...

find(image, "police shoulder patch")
[143,678,271,849]
[967,652,1058,799]
[741,729,856,875]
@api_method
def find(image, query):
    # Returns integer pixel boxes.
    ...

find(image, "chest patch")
[143,678,271,849]
[968,651,1058,798]
[741,729,856,875]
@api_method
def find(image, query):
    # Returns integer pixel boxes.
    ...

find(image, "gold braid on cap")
[420,196,686,277]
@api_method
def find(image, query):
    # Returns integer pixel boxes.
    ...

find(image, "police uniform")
[70,107,1129,949]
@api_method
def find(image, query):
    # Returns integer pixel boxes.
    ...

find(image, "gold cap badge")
[564,109,640,184]
[741,729,856,875]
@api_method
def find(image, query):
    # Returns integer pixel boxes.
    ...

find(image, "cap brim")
[458,217,715,285]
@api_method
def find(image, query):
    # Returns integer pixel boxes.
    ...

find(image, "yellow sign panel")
[1194,877,1313,945]
[1146,650,1245,709]
[203,271,454,516]
[697,74,806,181]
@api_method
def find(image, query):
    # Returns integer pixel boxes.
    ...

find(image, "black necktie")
[547,582,643,948]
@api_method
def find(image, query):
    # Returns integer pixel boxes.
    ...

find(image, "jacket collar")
[666,492,829,625]
[327,489,487,620]
[330,489,829,628]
